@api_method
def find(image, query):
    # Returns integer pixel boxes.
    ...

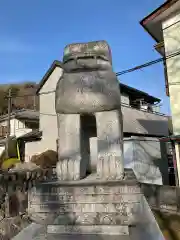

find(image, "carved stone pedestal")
[28,170,141,239]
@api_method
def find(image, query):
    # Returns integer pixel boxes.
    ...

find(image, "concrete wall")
[124,137,169,185]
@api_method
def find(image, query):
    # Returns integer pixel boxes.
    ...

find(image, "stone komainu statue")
[55,40,124,181]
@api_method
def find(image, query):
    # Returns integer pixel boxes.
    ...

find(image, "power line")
[116,49,180,76]
[5,90,56,99]
[116,58,162,76]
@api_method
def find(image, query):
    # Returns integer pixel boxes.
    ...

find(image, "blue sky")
[0,0,170,114]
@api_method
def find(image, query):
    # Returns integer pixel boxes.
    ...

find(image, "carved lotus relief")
[99,213,115,225]
[76,213,97,225]
[115,203,127,215]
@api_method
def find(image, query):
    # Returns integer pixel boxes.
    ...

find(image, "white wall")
[152,105,160,113]
[24,66,63,161]
[24,141,44,162]
[39,66,63,152]
[162,10,180,186]
[163,11,180,135]
[0,146,4,158]
[121,93,130,105]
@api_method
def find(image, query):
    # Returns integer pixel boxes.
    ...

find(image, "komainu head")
[55,40,121,114]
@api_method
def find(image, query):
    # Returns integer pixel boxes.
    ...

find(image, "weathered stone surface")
[33,212,133,225]
[29,184,141,197]
[47,234,131,240]
[63,41,112,63]
[53,212,130,225]
[55,41,121,114]
[29,202,135,213]
[55,40,124,182]
[47,225,129,235]
[56,114,87,181]
[96,110,124,180]
[29,192,141,204]
[11,223,46,240]
[21,177,164,239]
[28,180,141,228]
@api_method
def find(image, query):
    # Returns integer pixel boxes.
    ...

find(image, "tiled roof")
[36,60,63,94]
[0,130,42,146]
[15,109,39,120]
[20,130,42,140]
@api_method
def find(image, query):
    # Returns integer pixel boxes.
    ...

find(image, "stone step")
[47,225,129,236]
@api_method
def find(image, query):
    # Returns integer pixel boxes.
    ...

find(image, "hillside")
[0,82,39,114]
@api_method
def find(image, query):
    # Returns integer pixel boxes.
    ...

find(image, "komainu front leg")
[95,110,124,180]
[56,113,85,180]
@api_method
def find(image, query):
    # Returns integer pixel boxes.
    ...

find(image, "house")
[0,109,39,161]
[140,0,180,185]
[21,60,169,185]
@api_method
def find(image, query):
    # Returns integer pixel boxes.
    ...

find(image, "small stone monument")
[27,41,165,240]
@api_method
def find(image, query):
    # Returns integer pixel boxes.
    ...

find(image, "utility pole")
[5,88,12,159]
[33,95,36,110]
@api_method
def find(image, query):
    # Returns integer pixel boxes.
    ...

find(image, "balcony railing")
[121,102,165,117]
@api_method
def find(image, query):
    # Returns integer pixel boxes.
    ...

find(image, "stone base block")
[28,171,140,236]
[47,225,129,235]
[47,234,131,240]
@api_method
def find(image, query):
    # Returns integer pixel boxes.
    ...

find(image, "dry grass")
[153,210,180,240]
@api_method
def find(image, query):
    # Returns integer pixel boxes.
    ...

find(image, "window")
[24,120,39,130]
